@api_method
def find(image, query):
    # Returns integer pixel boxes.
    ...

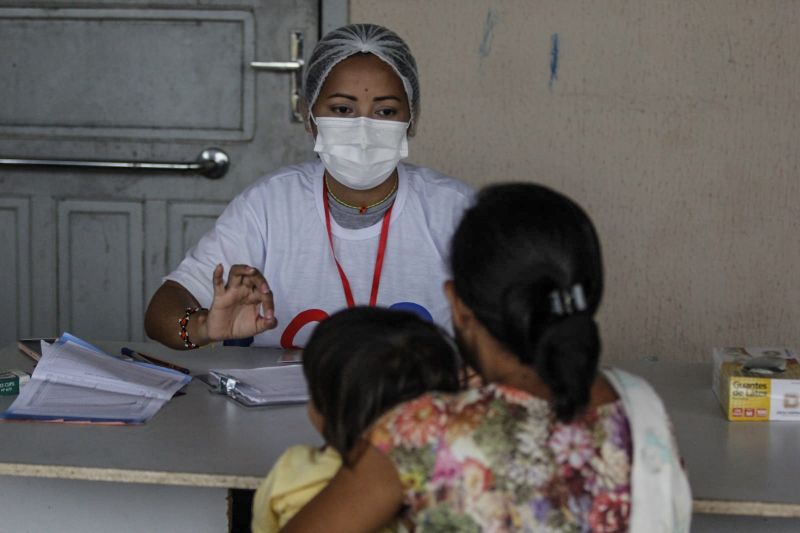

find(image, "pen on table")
[120,347,191,375]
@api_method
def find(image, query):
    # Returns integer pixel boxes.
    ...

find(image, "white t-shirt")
[165,160,474,348]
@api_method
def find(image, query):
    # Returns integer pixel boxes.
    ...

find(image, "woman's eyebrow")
[326,92,358,101]
[373,95,401,102]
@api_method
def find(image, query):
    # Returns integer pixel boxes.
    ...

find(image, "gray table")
[0,341,317,532]
[620,359,800,525]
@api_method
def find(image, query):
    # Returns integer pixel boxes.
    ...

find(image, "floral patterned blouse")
[369,384,633,532]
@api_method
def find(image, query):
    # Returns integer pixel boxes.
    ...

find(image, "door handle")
[251,31,304,122]
[0,147,230,179]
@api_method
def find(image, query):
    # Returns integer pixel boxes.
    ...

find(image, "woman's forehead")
[319,54,407,100]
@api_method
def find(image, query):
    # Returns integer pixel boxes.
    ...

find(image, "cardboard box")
[0,369,30,396]
[712,347,800,421]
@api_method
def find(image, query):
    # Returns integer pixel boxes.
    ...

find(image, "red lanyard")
[323,179,393,307]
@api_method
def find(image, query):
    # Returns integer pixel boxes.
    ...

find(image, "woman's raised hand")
[206,263,277,341]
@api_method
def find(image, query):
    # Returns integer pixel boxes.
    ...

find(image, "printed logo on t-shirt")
[279,302,432,349]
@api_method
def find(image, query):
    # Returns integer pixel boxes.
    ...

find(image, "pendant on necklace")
[358,206,368,214]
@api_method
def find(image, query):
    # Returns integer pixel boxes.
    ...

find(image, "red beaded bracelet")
[178,307,206,349]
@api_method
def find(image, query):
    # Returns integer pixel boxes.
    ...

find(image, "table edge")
[694,499,800,518]
[4,464,800,517]
[0,462,262,490]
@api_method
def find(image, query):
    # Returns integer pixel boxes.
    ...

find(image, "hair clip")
[549,284,587,316]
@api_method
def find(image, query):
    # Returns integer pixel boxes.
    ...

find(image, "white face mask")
[312,116,409,190]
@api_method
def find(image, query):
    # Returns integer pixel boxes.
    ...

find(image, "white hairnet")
[303,23,420,125]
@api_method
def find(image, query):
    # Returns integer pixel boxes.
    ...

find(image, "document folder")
[200,365,308,407]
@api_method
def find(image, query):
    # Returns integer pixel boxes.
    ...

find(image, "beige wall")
[351,0,800,363]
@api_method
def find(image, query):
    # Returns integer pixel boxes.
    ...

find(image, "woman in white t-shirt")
[144,24,473,349]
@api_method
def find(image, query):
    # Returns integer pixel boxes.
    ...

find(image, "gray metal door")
[0,0,322,346]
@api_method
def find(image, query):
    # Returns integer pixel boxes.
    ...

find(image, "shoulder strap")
[602,367,693,533]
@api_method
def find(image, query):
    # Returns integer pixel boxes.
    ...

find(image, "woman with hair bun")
[284,183,691,532]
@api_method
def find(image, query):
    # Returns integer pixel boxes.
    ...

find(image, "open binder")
[3,333,190,424]
[200,364,308,407]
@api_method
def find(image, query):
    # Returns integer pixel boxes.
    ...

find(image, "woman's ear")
[300,100,315,135]
[444,280,471,332]
[407,118,416,137]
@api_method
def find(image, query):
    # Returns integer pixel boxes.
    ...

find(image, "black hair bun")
[534,314,600,421]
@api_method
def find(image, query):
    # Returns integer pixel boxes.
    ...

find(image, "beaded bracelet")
[178,307,206,349]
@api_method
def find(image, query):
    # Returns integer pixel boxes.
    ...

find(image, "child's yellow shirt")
[252,445,341,533]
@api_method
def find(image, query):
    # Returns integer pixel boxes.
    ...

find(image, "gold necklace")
[325,176,398,214]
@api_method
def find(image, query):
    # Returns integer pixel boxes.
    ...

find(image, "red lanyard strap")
[323,179,393,307]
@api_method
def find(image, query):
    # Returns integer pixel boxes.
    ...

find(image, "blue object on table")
[223,337,254,347]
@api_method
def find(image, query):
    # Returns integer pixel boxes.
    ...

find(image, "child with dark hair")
[251,306,461,532]
[284,183,692,532]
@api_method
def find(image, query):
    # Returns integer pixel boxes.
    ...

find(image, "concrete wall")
[350,0,800,363]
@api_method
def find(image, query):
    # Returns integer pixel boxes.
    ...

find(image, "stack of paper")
[2,333,190,424]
